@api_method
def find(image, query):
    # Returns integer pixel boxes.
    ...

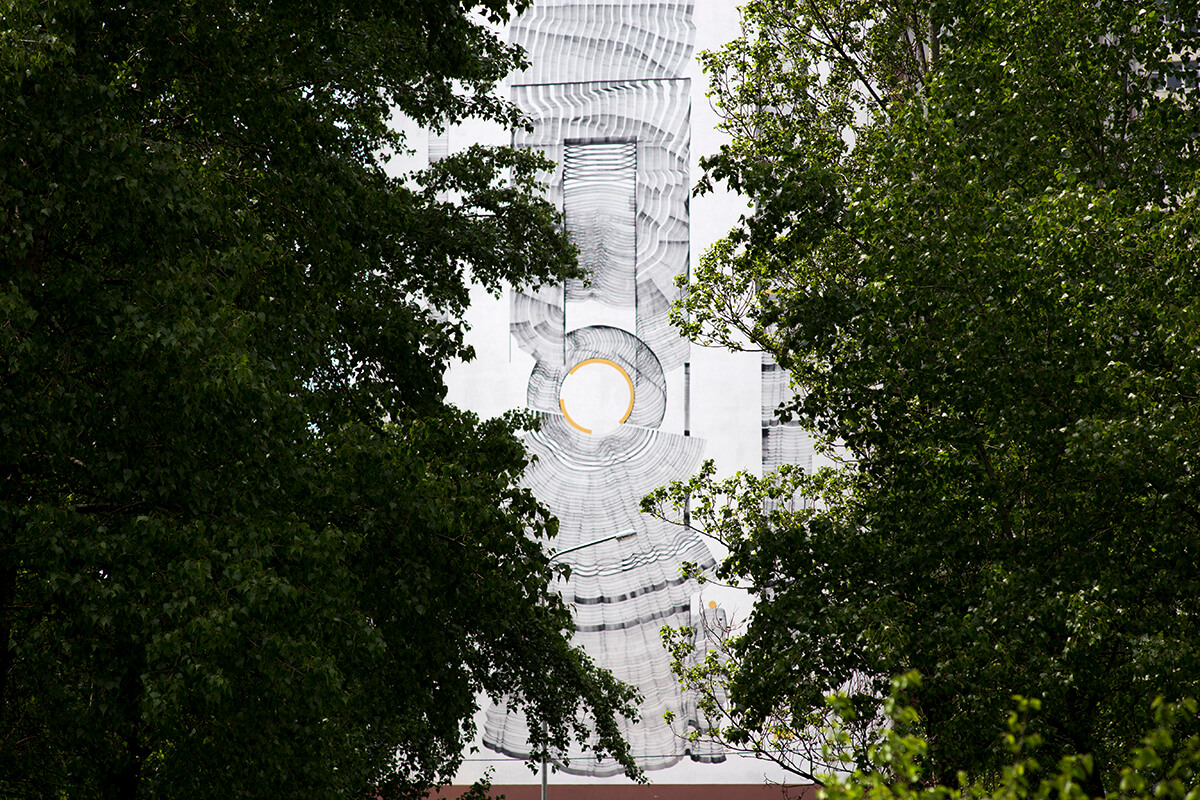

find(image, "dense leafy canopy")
[827,676,1200,800]
[649,0,1200,793]
[1,1,637,797]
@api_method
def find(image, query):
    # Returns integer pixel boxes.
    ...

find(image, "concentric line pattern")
[511,79,692,373]
[482,413,720,774]
[511,283,566,366]
[564,141,638,306]
[527,326,666,429]
[508,0,696,84]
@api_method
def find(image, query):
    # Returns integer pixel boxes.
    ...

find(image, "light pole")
[540,529,638,800]
[548,529,637,564]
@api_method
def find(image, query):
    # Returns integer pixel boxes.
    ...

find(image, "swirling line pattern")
[482,0,725,777]
[511,79,692,373]
[527,327,666,428]
[483,415,720,775]
[564,141,639,306]
[508,0,696,83]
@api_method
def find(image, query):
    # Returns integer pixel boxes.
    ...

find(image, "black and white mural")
[433,0,819,785]
[481,0,725,776]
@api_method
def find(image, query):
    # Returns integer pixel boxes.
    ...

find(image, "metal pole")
[548,529,637,562]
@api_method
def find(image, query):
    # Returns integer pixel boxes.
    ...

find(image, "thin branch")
[800,0,891,119]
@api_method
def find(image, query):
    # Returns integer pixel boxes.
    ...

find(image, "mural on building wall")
[478,0,729,777]
[762,355,815,477]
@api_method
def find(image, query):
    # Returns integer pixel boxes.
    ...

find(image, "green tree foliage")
[649,0,1200,793]
[1,1,637,797]
[821,675,1200,800]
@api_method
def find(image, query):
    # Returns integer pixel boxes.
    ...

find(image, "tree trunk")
[104,656,148,800]
[0,564,14,721]
[1065,686,1106,798]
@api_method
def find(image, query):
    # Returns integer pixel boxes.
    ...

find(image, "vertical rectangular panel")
[563,140,638,307]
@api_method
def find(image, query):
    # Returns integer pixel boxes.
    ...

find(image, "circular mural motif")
[527,325,667,433]
[558,357,635,434]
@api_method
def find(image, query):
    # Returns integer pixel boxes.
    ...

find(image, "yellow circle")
[707,600,718,609]
[558,358,635,435]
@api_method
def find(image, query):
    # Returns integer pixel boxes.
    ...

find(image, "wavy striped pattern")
[762,426,814,474]
[762,355,815,512]
[564,141,639,306]
[761,356,796,428]
[508,0,696,83]
[483,415,717,774]
[511,284,566,366]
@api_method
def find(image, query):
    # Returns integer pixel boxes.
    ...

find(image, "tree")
[648,0,1200,793]
[821,675,1200,800]
[1,1,637,797]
